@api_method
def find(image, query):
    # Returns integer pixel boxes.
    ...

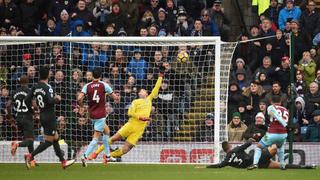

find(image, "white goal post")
[0,36,237,164]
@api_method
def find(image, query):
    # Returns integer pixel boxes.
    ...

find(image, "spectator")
[200,9,219,36]
[278,0,301,30]
[260,17,276,37]
[140,10,156,29]
[235,69,250,90]
[258,99,270,126]
[227,112,247,142]
[54,9,74,36]
[257,71,272,92]
[228,82,244,121]
[156,80,177,139]
[242,81,266,124]
[190,19,211,36]
[315,69,320,86]
[238,101,251,124]
[293,96,308,141]
[148,23,158,36]
[102,23,116,36]
[295,70,307,97]
[19,0,40,35]
[49,0,75,21]
[291,20,311,61]
[41,18,56,36]
[254,56,276,82]
[273,29,288,62]
[209,0,230,41]
[127,49,148,83]
[93,0,112,35]
[262,0,281,26]
[52,70,66,117]
[139,26,149,36]
[156,8,172,36]
[265,81,288,107]
[84,70,93,83]
[175,6,190,36]
[0,0,20,29]
[305,82,320,120]
[275,56,290,91]
[263,42,279,67]
[149,0,160,18]
[243,112,267,141]
[310,48,320,69]
[305,110,320,142]
[71,19,91,36]
[119,0,139,36]
[71,0,95,33]
[165,0,178,33]
[109,48,128,79]
[107,2,127,34]
[297,51,317,86]
[82,44,108,71]
[108,66,123,90]
[300,0,320,44]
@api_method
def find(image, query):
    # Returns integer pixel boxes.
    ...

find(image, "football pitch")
[0,164,319,180]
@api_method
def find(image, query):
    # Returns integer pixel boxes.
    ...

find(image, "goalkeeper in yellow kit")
[89,66,165,160]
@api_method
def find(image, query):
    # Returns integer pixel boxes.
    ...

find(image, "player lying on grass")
[77,68,120,166]
[205,139,316,169]
[87,66,165,160]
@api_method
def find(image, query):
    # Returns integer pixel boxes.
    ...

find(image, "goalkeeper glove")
[159,64,166,77]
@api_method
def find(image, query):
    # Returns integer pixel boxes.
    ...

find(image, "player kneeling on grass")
[206,139,316,169]
[88,66,165,160]
[77,68,120,166]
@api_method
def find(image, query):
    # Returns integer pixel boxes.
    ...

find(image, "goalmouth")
[0,36,237,164]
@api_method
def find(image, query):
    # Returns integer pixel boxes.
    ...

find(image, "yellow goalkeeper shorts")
[118,122,146,146]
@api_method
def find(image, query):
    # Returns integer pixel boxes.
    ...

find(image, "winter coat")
[228,121,247,142]
[298,60,317,87]
[278,6,302,30]
[243,124,267,141]
[127,58,148,80]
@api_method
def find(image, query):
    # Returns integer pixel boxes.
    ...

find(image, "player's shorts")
[40,112,57,136]
[259,133,287,148]
[91,118,106,132]
[118,122,146,146]
[16,114,34,137]
[257,148,273,168]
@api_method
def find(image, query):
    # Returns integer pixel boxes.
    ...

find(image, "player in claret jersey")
[248,95,289,170]
[77,68,119,167]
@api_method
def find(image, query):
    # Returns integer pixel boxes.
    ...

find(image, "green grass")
[0,164,319,180]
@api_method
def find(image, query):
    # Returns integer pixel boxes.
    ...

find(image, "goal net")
[0,37,237,164]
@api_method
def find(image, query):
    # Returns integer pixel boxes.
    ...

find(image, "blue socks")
[102,135,110,157]
[253,147,262,165]
[278,145,285,168]
[84,138,98,158]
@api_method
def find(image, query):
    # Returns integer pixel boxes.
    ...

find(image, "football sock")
[84,138,98,158]
[31,140,52,159]
[19,140,34,153]
[102,135,111,157]
[253,147,262,165]
[53,140,65,161]
[277,145,285,168]
[95,145,105,155]
[111,148,124,157]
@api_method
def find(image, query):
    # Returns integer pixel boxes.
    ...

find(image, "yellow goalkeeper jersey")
[127,76,163,125]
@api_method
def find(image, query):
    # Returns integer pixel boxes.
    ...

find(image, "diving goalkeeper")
[89,66,165,160]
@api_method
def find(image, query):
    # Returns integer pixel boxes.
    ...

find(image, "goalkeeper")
[89,65,165,159]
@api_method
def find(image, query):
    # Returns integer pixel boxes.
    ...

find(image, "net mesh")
[0,37,236,164]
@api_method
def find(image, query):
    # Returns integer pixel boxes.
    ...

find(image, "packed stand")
[229,0,320,142]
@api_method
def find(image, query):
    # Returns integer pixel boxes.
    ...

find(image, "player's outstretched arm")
[149,65,166,99]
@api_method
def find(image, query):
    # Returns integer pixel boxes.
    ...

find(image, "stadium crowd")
[0,0,319,156]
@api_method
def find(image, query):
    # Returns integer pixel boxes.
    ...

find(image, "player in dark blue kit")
[24,66,75,169]
[205,139,316,169]
[7,75,35,160]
